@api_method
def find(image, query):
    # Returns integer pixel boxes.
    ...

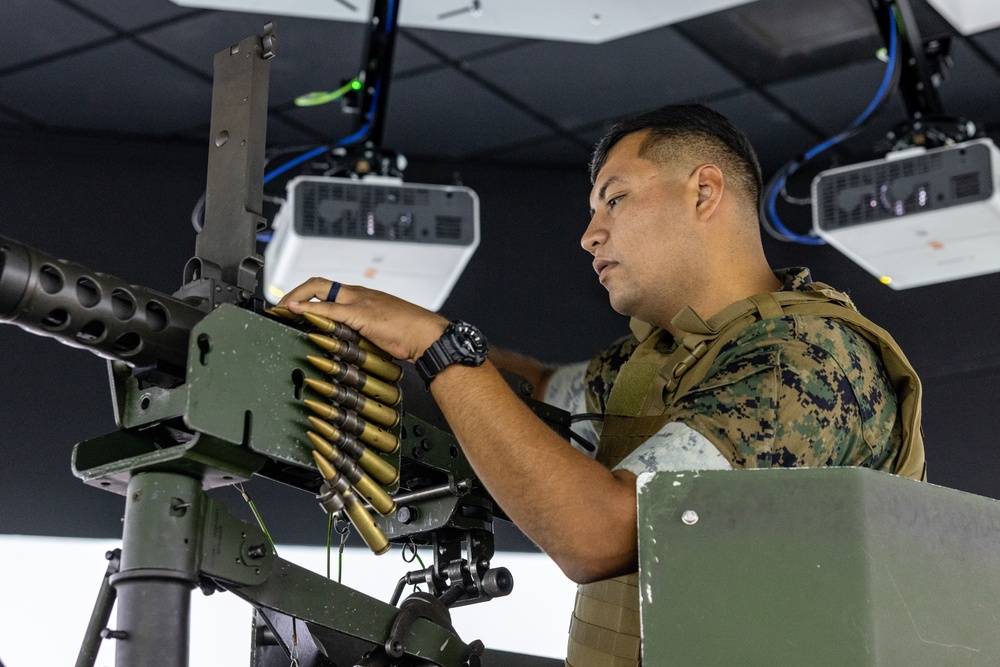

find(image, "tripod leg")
[76,548,121,667]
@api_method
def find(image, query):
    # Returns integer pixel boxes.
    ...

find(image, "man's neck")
[660,266,783,337]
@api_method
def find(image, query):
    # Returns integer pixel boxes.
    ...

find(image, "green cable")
[295,79,362,107]
[238,485,277,556]
[326,513,333,579]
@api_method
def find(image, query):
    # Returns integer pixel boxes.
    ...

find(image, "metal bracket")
[175,23,273,311]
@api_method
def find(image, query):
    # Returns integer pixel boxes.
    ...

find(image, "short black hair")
[590,104,763,208]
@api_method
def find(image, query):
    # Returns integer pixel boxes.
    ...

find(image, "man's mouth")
[593,258,616,281]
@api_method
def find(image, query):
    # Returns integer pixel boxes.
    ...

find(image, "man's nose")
[580,216,607,254]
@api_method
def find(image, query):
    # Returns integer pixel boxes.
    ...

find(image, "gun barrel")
[0,235,204,373]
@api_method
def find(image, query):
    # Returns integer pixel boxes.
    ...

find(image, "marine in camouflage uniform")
[549,267,926,667]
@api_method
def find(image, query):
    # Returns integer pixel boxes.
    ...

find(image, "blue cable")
[766,6,898,244]
[262,145,331,185]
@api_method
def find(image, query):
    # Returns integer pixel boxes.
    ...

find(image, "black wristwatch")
[415,320,489,386]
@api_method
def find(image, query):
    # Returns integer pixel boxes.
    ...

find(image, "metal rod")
[75,549,121,667]
[391,479,473,506]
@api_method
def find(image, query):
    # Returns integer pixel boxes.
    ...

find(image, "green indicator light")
[294,79,363,107]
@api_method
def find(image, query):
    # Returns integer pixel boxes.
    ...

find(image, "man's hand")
[277,277,639,584]
[277,277,448,362]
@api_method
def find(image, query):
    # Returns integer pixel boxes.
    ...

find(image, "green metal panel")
[185,304,326,464]
[637,468,1000,666]
[184,304,400,479]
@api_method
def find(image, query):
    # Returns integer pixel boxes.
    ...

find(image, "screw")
[101,628,129,640]
[413,424,426,437]
[681,510,699,525]
[396,506,417,524]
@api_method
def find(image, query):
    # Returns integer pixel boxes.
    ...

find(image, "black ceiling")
[3,0,1000,545]
[4,0,999,172]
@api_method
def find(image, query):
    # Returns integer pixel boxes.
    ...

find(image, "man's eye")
[608,195,624,208]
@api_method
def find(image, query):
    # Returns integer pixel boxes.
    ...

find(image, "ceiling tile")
[970,27,1000,60]
[381,67,550,159]
[394,28,531,79]
[267,104,357,145]
[263,113,334,146]
[465,26,742,131]
[0,41,213,136]
[401,26,530,60]
[68,0,197,30]
[1,0,114,73]
[677,0,882,86]
[141,11,367,104]
[479,133,594,168]
[766,57,910,136]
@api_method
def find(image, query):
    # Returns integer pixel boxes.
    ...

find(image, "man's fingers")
[276,277,335,307]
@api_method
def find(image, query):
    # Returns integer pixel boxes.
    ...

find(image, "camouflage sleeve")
[583,334,640,416]
[671,317,899,471]
[613,422,733,475]
[543,361,599,457]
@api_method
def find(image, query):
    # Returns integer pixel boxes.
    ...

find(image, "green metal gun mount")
[0,19,563,667]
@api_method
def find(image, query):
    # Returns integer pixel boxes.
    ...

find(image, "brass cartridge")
[313,452,389,555]
[264,306,302,321]
[307,333,403,383]
[303,399,399,454]
[306,431,395,515]
[305,355,402,407]
[307,416,399,484]
[304,377,400,429]
[301,312,391,359]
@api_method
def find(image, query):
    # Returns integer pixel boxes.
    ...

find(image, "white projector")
[811,138,1000,289]
[263,175,480,311]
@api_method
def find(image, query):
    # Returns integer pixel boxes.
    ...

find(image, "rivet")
[681,510,699,525]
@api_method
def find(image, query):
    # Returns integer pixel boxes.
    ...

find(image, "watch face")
[450,321,488,363]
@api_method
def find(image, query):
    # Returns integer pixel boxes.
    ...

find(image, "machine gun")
[0,23,549,667]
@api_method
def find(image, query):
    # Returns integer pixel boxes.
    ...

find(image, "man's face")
[582,131,701,323]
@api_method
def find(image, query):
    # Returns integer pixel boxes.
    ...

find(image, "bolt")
[247,544,267,559]
[413,424,426,437]
[396,506,417,524]
[420,439,433,451]
[100,628,129,640]
[681,510,699,525]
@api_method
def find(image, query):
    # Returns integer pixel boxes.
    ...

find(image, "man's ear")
[694,163,724,220]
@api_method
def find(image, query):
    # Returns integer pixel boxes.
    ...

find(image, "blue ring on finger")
[325,281,342,303]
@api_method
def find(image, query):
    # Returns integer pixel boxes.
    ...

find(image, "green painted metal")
[400,413,475,480]
[109,360,190,429]
[199,494,273,586]
[637,467,1000,665]
[184,305,401,481]
[119,472,204,575]
[72,430,263,495]
[184,304,327,465]
[229,558,467,665]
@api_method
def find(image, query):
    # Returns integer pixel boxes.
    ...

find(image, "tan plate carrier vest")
[565,284,926,667]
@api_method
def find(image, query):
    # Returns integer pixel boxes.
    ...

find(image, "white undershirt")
[543,362,733,473]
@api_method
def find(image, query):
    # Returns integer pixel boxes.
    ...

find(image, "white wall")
[0,535,575,666]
